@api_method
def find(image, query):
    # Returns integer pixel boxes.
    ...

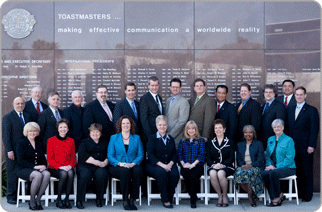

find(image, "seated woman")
[234,125,265,207]
[206,119,234,207]
[108,116,144,210]
[263,119,296,207]
[16,122,50,210]
[145,115,179,209]
[47,118,76,209]
[177,120,205,208]
[76,123,109,209]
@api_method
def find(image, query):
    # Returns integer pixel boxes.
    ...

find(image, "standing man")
[140,76,164,139]
[165,78,190,146]
[189,78,215,141]
[214,85,237,141]
[2,97,31,204]
[235,83,261,144]
[260,84,286,148]
[64,90,84,152]
[276,79,296,108]
[287,87,319,202]
[38,92,64,151]
[24,86,48,122]
[83,85,115,141]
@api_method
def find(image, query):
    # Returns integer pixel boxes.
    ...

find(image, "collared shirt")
[284,94,293,105]
[126,97,135,107]
[49,106,61,120]
[178,138,206,165]
[217,101,225,109]
[31,98,44,112]
[241,97,251,108]
[99,101,113,116]
[296,101,305,114]
[265,98,275,107]
[14,109,25,123]
[196,92,205,100]
[156,132,170,145]
[149,91,162,113]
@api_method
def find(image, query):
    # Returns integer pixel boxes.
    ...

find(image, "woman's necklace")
[122,134,130,140]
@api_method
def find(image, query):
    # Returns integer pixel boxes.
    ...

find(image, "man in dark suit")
[38,92,64,151]
[287,86,319,202]
[83,85,115,141]
[235,83,261,144]
[140,76,164,139]
[2,97,31,204]
[260,84,286,149]
[214,85,237,141]
[24,86,48,122]
[189,78,215,141]
[276,79,296,108]
[64,90,84,152]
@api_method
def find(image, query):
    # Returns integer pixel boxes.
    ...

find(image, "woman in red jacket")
[47,118,76,209]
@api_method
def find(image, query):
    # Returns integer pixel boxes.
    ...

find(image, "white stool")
[147,176,161,206]
[111,178,141,206]
[235,184,266,205]
[48,176,77,205]
[268,175,299,205]
[205,175,235,205]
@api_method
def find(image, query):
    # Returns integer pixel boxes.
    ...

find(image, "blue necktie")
[131,101,137,119]
[262,103,269,114]
[19,112,25,126]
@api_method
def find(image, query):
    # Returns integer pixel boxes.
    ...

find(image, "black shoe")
[76,201,85,209]
[191,204,197,208]
[56,199,65,209]
[267,200,282,207]
[129,199,137,210]
[64,199,72,209]
[36,202,44,210]
[96,199,103,207]
[303,194,313,202]
[29,202,38,210]
[7,199,17,205]
[163,203,173,208]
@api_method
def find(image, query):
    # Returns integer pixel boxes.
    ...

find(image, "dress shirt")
[149,91,162,113]
[49,106,61,120]
[31,98,44,112]
[14,110,25,124]
[99,101,113,119]
[284,94,293,106]
[178,138,205,165]
[241,97,251,108]
[217,101,225,111]
[263,98,275,114]
[156,132,170,145]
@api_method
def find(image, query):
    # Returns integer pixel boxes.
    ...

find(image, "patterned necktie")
[262,103,269,114]
[295,106,300,120]
[36,102,40,114]
[237,102,243,114]
[217,104,221,112]
[284,96,288,107]
[103,104,113,122]
[19,112,25,126]
[155,95,162,113]
[194,97,199,105]
[131,101,137,119]
[55,110,61,121]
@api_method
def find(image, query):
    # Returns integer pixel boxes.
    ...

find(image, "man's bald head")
[13,97,25,113]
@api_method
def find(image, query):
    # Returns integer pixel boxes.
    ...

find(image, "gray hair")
[243,125,257,140]
[271,119,285,129]
[31,86,43,93]
[155,115,168,125]
[71,90,83,98]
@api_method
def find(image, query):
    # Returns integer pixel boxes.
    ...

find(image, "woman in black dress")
[16,122,50,210]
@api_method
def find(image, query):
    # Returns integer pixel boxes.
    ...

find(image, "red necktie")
[218,104,220,112]
[36,102,40,114]
[284,96,288,107]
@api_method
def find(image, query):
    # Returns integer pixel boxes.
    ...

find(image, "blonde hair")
[23,122,40,137]
[155,115,168,125]
[183,120,201,139]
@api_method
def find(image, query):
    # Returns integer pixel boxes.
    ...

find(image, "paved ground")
[1,193,320,211]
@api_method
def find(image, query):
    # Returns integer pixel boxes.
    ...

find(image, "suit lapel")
[295,103,307,122]
[95,100,109,119]
[262,100,275,116]
[124,99,136,120]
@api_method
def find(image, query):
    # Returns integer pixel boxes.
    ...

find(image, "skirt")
[207,166,234,177]
[234,167,264,196]
[17,168,37,181]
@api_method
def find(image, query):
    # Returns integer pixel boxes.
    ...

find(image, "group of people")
[2,76,319,210]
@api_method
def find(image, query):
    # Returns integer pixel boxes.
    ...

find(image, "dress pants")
[262,168,296,199]
[181,165,204,204]
[76,164,108,202]
[5,155,18,201]
[145,163,179,203]
[295,152,313,199]
[108,165,143,201]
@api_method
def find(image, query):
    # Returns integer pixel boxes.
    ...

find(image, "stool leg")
[45,186,49,207]
[22,181,26,203]
[139,186,142,206]
[16,180,21,207]
[288,179,292,201]
[147,178,151,206]
[294,179,299,205]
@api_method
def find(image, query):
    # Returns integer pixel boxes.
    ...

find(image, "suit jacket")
[276,94,296,108]
[287,103,319,153]
[113,98,141,136]
[165,94,190,145]
[64,103,84,152]
[24,99,48,122]
[37,107,64,151]
[189,93,215,139]
[235,97,261,143]
[215,101,238,141]
[139,92,164,138]
[2,110,32,153]
[83,99,115,141]
[236,140,265,170]
[107,133,144,167]
[260,99,286,148]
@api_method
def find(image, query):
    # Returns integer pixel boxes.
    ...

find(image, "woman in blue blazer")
[262,119,296,207]
[108,115,144,210]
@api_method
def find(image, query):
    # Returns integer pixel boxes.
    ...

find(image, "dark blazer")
[236,140,265,170]
[78,137,108,167]
[24,99,48,122]
[37,107,64,151]
[2,110,32,153]
[215,101,238,141]
[113,98,141,136]
[64,103,84,152]
[287,103,319,153]
[146,133,177,165]
[276,94,296,108]
[260,99,286,148]
[139,92,163,138]
[83,99,115,141]
[235,98,261,143]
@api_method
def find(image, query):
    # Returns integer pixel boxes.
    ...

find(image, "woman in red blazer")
[47,118,76,209]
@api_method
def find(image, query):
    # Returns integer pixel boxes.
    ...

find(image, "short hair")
[48,92,59,99]
[215,85,228,93]
[155,115,168,125]
[193,78,206,86]
[243,125,257,140]
[271,119,285,129]
[31,86,43,93]
[148,76,159,84]
[213,119,226,129]
[282,79,295,87]
[240,83,251,91]
[263,84,277,94]
[88,123,103,133]
[183,120,200,139]
[124,82,136,90]
[71,90,83,98]
[116,115,136,134]
[56,118,70,130]
[23,122,40,137]
[170,78,182,87]
[295,86,306,94]
[96,84,108,92]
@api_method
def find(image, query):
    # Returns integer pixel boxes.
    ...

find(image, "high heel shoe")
[56,199,65,209]
[29,201,38,210]
[36,202,44,210]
